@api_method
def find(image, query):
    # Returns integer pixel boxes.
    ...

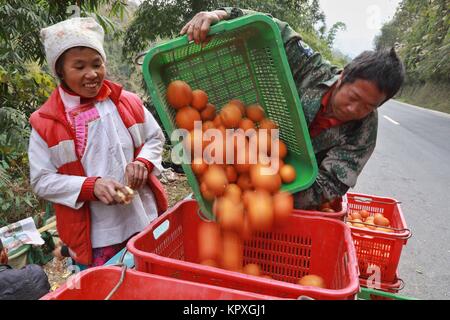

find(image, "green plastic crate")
[142,14,318,219]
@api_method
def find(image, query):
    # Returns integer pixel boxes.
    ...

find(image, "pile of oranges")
[166,79,311,281]
[196,220,326,288]
[346,210,394,233]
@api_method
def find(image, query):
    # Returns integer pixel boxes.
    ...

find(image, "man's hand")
[125,161,148,190]
[94,178,131,205]
[180,10,229,44]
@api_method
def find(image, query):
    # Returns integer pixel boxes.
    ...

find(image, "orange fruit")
[201,103,216,121]
[374,215,390,227]
[234,145,252,174]
[224,184,242,203]
[241,215,253,240]
[249,163,282,193]
[200,182,215,202]
[191,89,208,111]
[237,173,253,191]
[272,139,288,159]
[359,210,370,219]
[351,218,365,228]
[175,107,201,131]
[272,192,294,226]
[166,80,192,109]
[243,264,261,276]
[200,259,218,268]
[259,118,278,130]
[247,189,274,231]
[203,165,228,196]
[242,190,255,208]
[297,275,326,288]
[377,227,394,233]
[221,232,243,272]
[239,118,256,132]
[197,221,221,261]
[202,120,215,132]
[191,157,208,176]
[225,165,238,183]
[217,196,244,233]
[184,129,206,156]
[220,103,242,128]
[213,114,222,127]
[253,129,272,156]
[279,164,296,183]
[351,211,363,221]
[245,104,265,122]
[229,99,246,116]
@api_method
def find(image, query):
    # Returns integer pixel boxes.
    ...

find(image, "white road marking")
[383,115,400,125]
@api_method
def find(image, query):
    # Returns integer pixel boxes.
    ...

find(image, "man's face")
[330,78,387,122]
[60,47,106,98]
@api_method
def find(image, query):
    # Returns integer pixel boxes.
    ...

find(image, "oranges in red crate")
[347,210,394,232]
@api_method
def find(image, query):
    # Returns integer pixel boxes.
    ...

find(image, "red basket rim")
[293,195,348,220]
[42,265,285,300]
[127,199,361,300]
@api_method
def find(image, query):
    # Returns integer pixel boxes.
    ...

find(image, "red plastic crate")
[346,193,411,283]
[127,199,360,300]
[41,266,281,300]
[293,195,348,221]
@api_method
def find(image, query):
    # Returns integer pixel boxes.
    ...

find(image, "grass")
[396,81,450,114]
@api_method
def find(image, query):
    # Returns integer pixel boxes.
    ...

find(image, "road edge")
[392,99,450,119]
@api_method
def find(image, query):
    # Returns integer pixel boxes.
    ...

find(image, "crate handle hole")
[153,220,170,240]
[352,196,373,203]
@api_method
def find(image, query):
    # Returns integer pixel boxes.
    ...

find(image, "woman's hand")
[94,178,131,205]
[180,10,229,44]
[125,161,148,190]
[0,247,8,265]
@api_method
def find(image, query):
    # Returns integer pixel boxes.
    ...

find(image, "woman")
[29,17,167,269]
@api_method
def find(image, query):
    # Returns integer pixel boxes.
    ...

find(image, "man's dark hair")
[342,47,405,101]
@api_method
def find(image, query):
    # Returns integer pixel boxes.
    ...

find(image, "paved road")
[350,100,450,300]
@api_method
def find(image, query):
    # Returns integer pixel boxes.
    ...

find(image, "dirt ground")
[43,171,192,291]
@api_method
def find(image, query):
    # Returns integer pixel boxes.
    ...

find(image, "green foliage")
[375,0,449,83]
[123,0,344,65]
[0,0,127,226]
[101,2,144,95]
[325,22,346,48]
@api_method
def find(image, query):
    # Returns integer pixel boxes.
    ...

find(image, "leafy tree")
[375,0,449,83]
[123,0,343,64]
[324,22,346,48]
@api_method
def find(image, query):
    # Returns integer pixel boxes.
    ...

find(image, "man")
[180,8,405,209]
[0,239,50,300]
